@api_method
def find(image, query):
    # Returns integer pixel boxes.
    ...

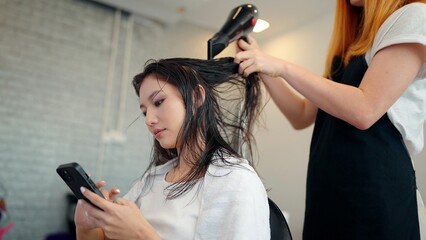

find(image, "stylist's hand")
[235,36,259,52]
[80,187,160,240]
[234,36,285,78]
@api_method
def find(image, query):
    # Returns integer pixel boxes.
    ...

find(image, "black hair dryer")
[207,4,258,59]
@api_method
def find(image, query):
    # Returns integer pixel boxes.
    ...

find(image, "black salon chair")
[269,198,292,240]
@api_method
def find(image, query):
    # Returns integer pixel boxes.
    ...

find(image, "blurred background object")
[0,182,14,240]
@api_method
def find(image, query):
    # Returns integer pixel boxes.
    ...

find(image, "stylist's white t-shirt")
[365,3,426,239]
[365,2,426,156]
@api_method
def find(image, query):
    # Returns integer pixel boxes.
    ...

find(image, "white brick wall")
[0,0,212,239]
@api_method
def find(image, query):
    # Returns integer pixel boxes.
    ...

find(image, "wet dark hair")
[132,57,262,199]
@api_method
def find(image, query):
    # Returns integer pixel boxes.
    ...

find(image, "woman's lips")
[153,129,165,138]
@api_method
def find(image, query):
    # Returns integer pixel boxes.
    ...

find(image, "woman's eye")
[142,111,147,117]
[154,99,164,107]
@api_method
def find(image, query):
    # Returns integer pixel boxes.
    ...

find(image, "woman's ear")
[194,84,206,108]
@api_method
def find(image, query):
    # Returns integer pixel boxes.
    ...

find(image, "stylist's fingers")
[238,57,255,76]
[236,39,246,52]
[244,36,258,49]
[235,44,260,63]
[236,36,258,52]
[234,50,248,64]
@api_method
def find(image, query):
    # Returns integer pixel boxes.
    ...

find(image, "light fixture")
[253,19,270,33]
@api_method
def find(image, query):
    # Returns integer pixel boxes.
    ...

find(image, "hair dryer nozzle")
[208,4,258,59]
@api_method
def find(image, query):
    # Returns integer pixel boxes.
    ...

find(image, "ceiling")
[91,0,336,40]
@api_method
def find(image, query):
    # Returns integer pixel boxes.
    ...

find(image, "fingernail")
[80,187,86,193]
[116,189,121,193]
[77,199,82,205]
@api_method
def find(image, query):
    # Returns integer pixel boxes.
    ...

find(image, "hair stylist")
[235,0,426,239]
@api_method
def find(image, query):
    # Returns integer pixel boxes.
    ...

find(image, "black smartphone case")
[56,162,104,208]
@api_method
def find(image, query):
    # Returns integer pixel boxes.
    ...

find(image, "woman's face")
[350,0,365,7]
[139,74,186,149]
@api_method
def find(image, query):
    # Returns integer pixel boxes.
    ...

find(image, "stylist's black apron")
[303,56,420,240]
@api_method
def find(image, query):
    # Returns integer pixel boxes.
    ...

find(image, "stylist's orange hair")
[324,0,426,79]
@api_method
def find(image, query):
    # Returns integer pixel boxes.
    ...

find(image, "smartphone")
[56,162,105,209]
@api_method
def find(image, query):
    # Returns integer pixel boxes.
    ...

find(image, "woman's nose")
[145,109,158,126]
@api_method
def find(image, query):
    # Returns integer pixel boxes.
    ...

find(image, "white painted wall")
[253,13,334,239]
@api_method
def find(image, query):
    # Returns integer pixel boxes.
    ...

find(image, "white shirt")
[365,3,426,238]
[137,166,202,239]
[124,156,270,240]
[365,2,426,156]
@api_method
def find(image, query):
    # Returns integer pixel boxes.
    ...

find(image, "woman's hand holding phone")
[74,180,121,229]
[76,186,160,240]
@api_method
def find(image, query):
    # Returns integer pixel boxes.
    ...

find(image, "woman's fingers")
[113,197,128,206]
[93,181,120,201]
[109,187,121,201]
[100,189,110,199]
[95,180,106,188]
[81,186,110,210]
